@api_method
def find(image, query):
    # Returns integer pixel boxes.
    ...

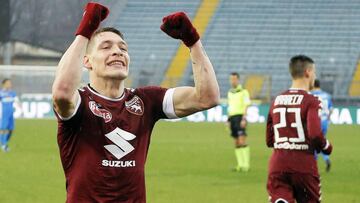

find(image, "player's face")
[307,64,316,90]
[85,32,130,80]
[2,80,12,90]
[229,75,239,88]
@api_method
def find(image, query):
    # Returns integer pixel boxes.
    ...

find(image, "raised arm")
[52,37,87,118]
[52,3,109,118]
[160,12,220,117]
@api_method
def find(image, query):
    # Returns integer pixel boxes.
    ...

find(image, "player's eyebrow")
[99,40,128,48]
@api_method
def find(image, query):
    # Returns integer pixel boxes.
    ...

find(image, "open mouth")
[107,60,126,67]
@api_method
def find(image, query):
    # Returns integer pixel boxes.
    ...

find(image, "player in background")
[52,2,219,202]
[266,55,333,203]
[311,79,333,172]
[227,72,251,172]
[0,78,19,152]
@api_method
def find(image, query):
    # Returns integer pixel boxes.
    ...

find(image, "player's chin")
[106,71,128,80]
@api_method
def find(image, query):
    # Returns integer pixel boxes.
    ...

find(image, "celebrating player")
[266,55,333,203]
[311,79,333,172]
[51,2,219,202]
[0,78,18,152]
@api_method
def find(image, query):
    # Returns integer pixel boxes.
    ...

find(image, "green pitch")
[0,120,359,202]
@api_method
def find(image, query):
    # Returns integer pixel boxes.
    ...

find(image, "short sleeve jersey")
[266,89,327,177]
[0,89,16,116]
[227,85,251,116]
[55,85,173,203]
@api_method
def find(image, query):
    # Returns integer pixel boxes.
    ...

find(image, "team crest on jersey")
[125,95,144,115]
[89,101,112,123]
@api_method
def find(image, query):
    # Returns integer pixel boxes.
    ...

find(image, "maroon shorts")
[267,173,321,203]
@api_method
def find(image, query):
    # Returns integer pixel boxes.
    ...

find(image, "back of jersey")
[266,88,324,176]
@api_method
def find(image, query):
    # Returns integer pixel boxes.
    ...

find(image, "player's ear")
[83,55,92,70]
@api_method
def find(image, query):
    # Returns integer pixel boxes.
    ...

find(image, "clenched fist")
[160,12,200,47]
[75,2,109,39]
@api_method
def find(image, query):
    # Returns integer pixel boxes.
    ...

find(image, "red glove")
[75,2,109,39]
[322,140,333,155]
[160,12,200,47]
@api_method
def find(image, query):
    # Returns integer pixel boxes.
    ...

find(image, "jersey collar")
[87,84,125,101]
[230,84,243,93]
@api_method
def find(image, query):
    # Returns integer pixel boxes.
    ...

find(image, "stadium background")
[0,0,360,202]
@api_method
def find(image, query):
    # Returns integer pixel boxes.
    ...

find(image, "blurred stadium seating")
[1,0,360,104]
[202,0,360,100]
[109,0,202,88]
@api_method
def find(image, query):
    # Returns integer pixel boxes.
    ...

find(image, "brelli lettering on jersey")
[274,95,304,106]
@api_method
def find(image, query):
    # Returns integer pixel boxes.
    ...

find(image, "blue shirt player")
[311,79,333,172]
[0,78,17,152]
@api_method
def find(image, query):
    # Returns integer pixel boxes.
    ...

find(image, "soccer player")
[311,79,333,172]
[266,55,333,203]
[227,72,251,172]
[51,3,220,202]
[0,78,18,152]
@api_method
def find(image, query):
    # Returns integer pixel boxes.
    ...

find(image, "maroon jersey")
[55,85,170,203]
[266,88,331,176]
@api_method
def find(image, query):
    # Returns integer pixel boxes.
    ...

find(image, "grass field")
[0,119,359,203]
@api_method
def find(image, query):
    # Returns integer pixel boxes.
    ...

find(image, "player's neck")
[231,84,240,89]
[90,78,124,99]
[291,79,310,91]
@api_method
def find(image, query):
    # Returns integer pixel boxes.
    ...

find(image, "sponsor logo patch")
[89,101,112,123]
[125,95,144,115]
[104,127,136,159]
[102,160,136,168]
